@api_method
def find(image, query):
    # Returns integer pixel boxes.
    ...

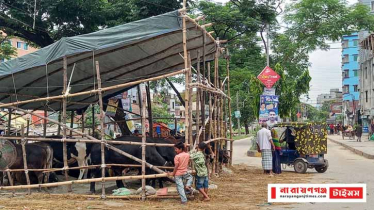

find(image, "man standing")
[256,123,276,176]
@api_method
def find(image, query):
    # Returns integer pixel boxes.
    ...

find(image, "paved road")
[233,138,374,210]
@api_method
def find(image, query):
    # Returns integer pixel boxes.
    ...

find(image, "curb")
[328,138,374,159]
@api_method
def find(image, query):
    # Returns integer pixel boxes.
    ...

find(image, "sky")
[213,0,359,106]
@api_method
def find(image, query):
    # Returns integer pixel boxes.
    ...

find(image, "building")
[342,33,360,125]
[0,33,38,63]
[358,0,374,132]
[316,88,343,107]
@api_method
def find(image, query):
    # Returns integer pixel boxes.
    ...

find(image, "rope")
[45,64,49,99]
[92,51,96,92]
[11,73,18,103]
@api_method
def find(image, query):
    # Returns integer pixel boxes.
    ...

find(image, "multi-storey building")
[358,0,374,132]
[342,33,360,126]
[0,35,38,62]
[316,88,343,107]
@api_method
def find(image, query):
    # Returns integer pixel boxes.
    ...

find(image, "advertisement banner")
[106,99,118,117]
[263,88,276,96]
[259,95,279,128]
[121,98,132,112]
[268,184,366,203]
[257,66,281,88]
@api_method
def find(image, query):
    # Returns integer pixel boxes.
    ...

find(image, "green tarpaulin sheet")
[0,10,216,110]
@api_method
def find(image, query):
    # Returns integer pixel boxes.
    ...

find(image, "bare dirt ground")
[0,164,311,210]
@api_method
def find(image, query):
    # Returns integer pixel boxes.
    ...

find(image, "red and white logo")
[257,66,280,88]
[268,184,366,203]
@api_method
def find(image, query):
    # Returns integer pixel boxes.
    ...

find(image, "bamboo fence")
[0,2,234,200]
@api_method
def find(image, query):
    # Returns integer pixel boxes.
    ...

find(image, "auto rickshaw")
[274,122,329,174]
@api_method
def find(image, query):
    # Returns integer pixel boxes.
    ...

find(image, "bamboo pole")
[43,107,47,137]
[137,85,143,126]
[81,111,85,137]
[7,108,12,135]
[104,144,165,174]
[57,110,61,136]
[26,115,30,136]
[0,174,168,191]
[0,164,175,173]
[20,124,31,195]
[5,168,14,193]
[188,83,229,99]
[70,111,74,137]
[62,56,72,192]
[140,84,147,201]
[187,52,193,149]
[0,136,188,147]
[0,69,188,109]
[92,105,95,137]
[95,61,106,199]
[226,51,234,166]
[182,0,190,149]
[45,193,194,200]
[196,50,201,142]
[202,29,207,142]
[207,63,212,142]
[146,82,153,137]
[213,43,219,174]
[174,117,178,136]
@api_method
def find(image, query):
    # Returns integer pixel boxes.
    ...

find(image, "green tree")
[0,0,185,47]
[196,1,279,132]
[305,104,329,122]
[0,32,17,60]
[152,95,173,124]
[284,0,374,52]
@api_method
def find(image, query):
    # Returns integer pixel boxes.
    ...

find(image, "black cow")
[118,136,176,188]
[9,142,53,185]
[89,136,169,193]
[46,136,93,180]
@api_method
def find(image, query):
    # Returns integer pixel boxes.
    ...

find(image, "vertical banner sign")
[106,99,118,117]
[259,95,279,127]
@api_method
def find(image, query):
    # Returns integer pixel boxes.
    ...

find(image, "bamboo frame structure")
[0,7,235,201]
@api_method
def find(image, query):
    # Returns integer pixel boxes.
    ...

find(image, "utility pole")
[237,91,240,136]
[33,0,37,29]
[266,24,270,66]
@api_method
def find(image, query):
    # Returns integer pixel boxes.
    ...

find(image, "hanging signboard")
[263,87,276,96]
[259,95,279,128]
[257,66,280,88]
[106,99,118,117]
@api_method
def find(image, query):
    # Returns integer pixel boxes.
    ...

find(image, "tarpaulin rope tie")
[11,73,19,103]
[92,51,96,93]
[45,64,49,101]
